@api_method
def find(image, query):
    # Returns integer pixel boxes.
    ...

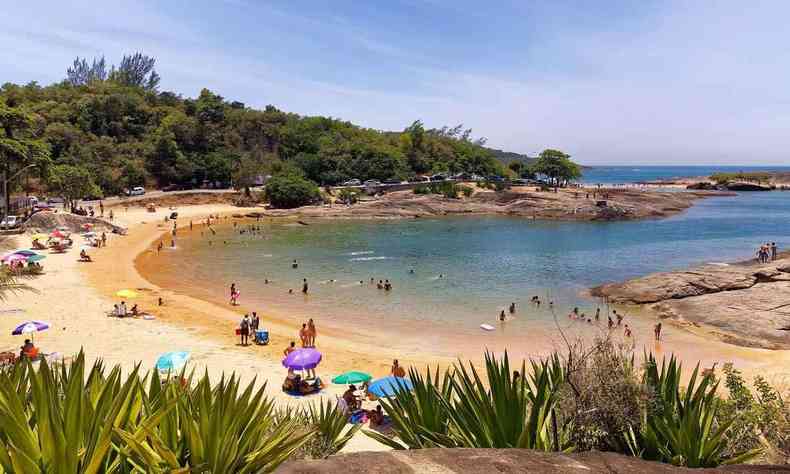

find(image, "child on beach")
[229,283,240,305]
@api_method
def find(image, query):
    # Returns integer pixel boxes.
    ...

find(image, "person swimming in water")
[302,279,308,294]
[292,259,298,269]
[509,302,516,314]
[499,310,506,321]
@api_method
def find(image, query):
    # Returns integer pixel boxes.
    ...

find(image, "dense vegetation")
[0,53,518,206]
[0,352,357,473]
[364,339,788,468]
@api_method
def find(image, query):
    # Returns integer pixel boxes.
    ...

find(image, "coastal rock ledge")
[591,253,790,349]
[277,449,788,473]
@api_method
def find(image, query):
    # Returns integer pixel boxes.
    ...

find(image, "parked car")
[33,203,53,212]
[430,174,447,182]
[0,215,20,229]
[382,178,402,185]
[128,186,146,196]
[511,179,530,186]
[363,179,382,187]
[409,176,430,183]
[341,179,361,186]
[487,175,505,182]
[47,197,65,204]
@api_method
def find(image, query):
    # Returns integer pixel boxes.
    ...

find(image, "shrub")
[555,338,645,453]
[413,185,430,195]
[264,174,320,209]
[459,185,473,197]
[336,187,358,205]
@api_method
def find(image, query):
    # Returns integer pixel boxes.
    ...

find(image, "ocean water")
[142,189,790,358]
[580,165,790,184]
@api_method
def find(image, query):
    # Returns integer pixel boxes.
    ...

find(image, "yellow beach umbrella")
[115,289,139,299]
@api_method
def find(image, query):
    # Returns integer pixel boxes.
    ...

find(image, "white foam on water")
[349,256,390,262]
[345,250,374,256]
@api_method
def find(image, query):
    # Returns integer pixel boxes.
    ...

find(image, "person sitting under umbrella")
[343,384,360,411]
[19,339,38,359]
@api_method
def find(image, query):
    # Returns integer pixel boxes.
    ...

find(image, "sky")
[2,0,789,165]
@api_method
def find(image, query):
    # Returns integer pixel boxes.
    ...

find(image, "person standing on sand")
[240,314,250,346]
[302,278,309,294]
[101,232,107,247]
[608,315,614,329]
[109,210,114,221]
[99,201,104,217]
[251,312,259,333]
[307,319,316,347]
[230,283,239,305]
[299,324,309,347]
[595,308,600,321]
[654,322,662,341]
[772,242,778,261]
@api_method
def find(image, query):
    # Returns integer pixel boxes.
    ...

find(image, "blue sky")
[2,0,789,165]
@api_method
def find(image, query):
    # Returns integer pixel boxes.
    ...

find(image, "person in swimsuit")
[391,359,406,378]
[509,302,516,314]
[299,324,308,347]
[654,322,662,341]
[500,310,506,321]
[302,279,309,294]
[307,319,316,347]
[284,341,296,357]
[292,259,298,269]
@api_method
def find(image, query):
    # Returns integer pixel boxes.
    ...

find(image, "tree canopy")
[531,149,581,188]
[0,54,510,202]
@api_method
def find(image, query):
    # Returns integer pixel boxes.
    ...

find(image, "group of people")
[112,301,139,318]
[757,242,779,263]
[238,312,261,345]
[298,319,317,347]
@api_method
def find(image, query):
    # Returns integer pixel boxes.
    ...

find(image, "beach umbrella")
[282,348,322,370]
[115,289,139,299]
[31,233,48,241]
[26,255,46,263]
[11,321,50,340]
[332,371,372,385]
[12,250,37,257]
[368,376,414,398]
[83,231,96,238]
[50,230,66,238]
[155,351,190,372]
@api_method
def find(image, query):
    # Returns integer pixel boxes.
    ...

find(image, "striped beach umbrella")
[12,321,50,336]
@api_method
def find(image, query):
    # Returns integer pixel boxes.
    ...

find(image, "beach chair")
[254,330,269,345]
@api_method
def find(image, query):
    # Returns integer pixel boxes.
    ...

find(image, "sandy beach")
[2,198,790,442]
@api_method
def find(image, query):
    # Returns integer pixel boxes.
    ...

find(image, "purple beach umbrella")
[282,348,322,370]
[12,320,50,336]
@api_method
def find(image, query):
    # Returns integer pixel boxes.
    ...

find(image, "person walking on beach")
[99,201,104,217]
[595,308,600,321]
[101,232,107,247]
[230,283,239,305]
[307,319,316,347]
[239,314,250,346]
[654,322,662,341]
[771,242,778,261]
[302,278,309,294]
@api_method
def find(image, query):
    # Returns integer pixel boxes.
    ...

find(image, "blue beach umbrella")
[12,320,49,336]
[368,376,414,398]
[155,351,190,372]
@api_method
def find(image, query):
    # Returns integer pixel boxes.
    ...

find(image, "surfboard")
[480,324,495,331]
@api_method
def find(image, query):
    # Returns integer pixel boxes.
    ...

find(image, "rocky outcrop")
[258,188,734,222]
[724,182,774,191]
[592,254,790,349]
[277,448,789,473]
[24,212,125,234]
[686,182,719,190]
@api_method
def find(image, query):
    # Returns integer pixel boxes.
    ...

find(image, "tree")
[47,164,101,209]
[65,56,108,86]
[0,103,51,214]
[531,149,581,190]
[110,53,160,91]
[264,174,320,208]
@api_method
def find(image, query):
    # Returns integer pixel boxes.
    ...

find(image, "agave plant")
[363,366,454,449]
[300,399,361,458]
[117,373,314,473]
[365,352,571,451]
[626,353,761,468]
[0,352,147,473]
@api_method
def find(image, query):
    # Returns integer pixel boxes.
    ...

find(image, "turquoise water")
[581,165,790,184]
[151,192,790,340]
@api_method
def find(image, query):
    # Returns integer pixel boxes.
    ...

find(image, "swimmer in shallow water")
[509,302,516,314]
[499,310,506,321]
